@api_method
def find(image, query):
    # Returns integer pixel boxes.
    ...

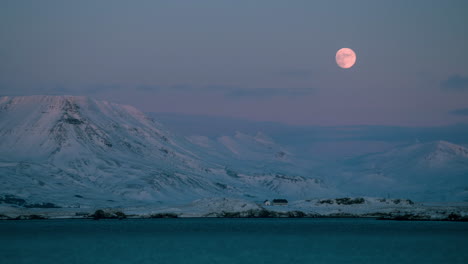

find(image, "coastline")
[2,203,468,222]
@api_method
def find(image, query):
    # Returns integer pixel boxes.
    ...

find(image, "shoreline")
[2,212,468,222]
[2,197,468,222]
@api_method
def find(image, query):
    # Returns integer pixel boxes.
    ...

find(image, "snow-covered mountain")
[335,141,468,201]
[0,96,330,208]
[1,95,467,211]
[153,113,468,202]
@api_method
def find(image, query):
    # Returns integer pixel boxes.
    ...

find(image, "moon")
[336,48,356,69]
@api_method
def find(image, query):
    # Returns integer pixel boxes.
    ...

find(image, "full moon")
[336,48,356,69]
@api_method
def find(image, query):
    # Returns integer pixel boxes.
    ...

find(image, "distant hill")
[334,141,468,201]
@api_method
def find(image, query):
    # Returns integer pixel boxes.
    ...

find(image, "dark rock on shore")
[149,213,179,218]
[13,215,47,220]
[91,210,127,220]
[377,212,468,222]
[0,214,11,220]
[318,197,366,205]
[212,209,306,218]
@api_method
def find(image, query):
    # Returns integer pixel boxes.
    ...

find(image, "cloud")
[440,75,468,91]
[0,84,73,96]
[449,108,468,116]
[134,85,162,92]
[0,83,124,96]
[1,82,315,100]
[78,84,123,94]
[275,69,313,78]
[134,84,315,99]
[225,87,315,98]
[134,84,227,93]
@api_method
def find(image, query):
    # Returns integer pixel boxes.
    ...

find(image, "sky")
[1,0,468,126]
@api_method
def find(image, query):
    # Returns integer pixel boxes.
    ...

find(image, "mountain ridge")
[0,95,467,208]
[0,95,331,208]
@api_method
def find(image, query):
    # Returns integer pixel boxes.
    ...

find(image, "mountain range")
[0,95,467,211]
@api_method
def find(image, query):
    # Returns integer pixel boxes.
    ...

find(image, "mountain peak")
[426,140,468,161]
[0,95,169,160]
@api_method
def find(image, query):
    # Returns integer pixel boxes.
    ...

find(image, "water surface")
[1,218,467,264]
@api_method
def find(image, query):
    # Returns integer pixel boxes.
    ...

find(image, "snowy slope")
[186,131,312,176]
[0,96,223,206]
[0,96,331,208]
[335,141,468,201]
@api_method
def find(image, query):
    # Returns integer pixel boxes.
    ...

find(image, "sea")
[1,218,467,264]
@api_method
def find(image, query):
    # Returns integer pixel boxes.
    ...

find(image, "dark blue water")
[1,218,467,264]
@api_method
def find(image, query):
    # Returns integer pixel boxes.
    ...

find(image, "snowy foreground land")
[1,197,467,221]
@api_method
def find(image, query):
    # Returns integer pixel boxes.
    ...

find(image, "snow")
[1,95,467,217]
[0,96,334,209]
[332,140,468,201]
